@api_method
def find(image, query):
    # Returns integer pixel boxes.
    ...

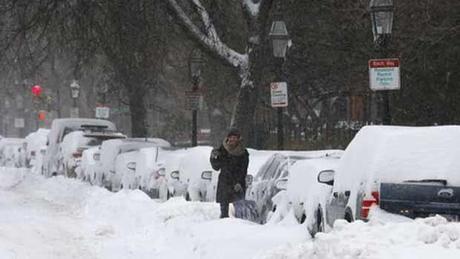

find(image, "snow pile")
[258,208,460,259]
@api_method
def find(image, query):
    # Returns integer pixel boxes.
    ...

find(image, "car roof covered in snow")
[48,118,117,144]
[333,125,460,192]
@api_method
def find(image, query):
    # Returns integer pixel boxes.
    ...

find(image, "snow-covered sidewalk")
[1,167,460,259]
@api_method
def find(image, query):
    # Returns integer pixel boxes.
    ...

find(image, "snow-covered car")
[97,138,170,190]
[42,118,117,177]
[246,150,343,223]
[0,138,26,167]
[317,126,460,231]
[75,145,100,183]
[269,155,342,236]
[122,146,181,200]
[173,146,218,202]
[59,130,126,177]
[24,128,50,169]
[154,148,189,199]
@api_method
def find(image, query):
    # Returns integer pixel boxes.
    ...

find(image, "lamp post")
[189,49,204,147]
[269,12,290,150]
[70,80,80,118]
[369,0,394,125]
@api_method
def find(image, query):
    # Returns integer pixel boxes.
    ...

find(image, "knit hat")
[227,128,241,137]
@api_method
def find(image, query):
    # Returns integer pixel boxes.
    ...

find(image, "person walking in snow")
[210,128,249,218]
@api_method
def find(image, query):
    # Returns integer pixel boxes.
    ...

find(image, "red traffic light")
[31,85,42,97]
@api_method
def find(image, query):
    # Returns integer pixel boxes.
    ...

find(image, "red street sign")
[368,58,400,68]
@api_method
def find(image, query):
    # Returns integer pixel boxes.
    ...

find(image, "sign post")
[270,82,288,150]
[369,58,400,125]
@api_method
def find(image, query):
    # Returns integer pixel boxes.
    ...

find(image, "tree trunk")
[127,85,148,137]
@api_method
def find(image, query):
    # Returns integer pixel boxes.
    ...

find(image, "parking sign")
[270,82,288,107]
[369,58,401,91]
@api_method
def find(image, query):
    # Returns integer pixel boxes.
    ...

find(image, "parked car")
[97,138,170,190]
[246,150,343,223]
[24,128,50,169]
[0,138,26,167]
[76,146,101,183]
[172,146,217,202]
[122,146,181,199]
[59,130,126,177]
[317,126,460,232]
[42,118,117,177]
[269,155,342,236]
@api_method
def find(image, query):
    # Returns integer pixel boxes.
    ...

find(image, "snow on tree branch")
[167,0,248,70]
[242,0,261,17]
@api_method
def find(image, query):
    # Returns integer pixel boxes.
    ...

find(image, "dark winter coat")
[210,141,249,203]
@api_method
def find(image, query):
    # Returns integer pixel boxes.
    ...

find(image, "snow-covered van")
[318,126,460,228]
[42,118,117,177]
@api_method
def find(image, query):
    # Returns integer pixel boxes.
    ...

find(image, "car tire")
[344,207,354,223]
[310,207,325,237]
[185,192,191,201]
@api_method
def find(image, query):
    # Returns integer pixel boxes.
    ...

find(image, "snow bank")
[258,208,460,259]
[2,167,460,259]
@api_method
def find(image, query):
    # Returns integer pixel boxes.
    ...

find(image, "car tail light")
[72,151,83,158]
[360,191,379,219]
[93,153,100,161]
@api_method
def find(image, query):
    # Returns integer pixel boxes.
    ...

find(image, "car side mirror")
[127,162,136,171]
[317,169,335,186]
[201,170,213,180]
[275,178,288,190]
[245,175,253,186]
[170,170,180,180]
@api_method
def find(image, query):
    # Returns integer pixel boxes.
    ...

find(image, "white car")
[97,138,171,190]
[76,146,100,183]
[174,146,217,202]
[269,155,342,236]
[42,118,117,177]
[123,147,180,199]
[24,128,50,169]
[60,131,126,178]
[246,150,343,223]
[0,138,26,167]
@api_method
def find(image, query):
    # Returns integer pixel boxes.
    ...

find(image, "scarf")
[222,137,245,156]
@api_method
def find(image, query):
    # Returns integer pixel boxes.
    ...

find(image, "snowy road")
[1,167,460,259]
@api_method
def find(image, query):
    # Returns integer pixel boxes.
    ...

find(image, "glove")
[211,149,220,159]
[234,183,242,193]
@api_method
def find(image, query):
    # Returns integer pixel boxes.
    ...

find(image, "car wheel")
[299,213,306,224]
[310,207,325,237]
[344,207,354,223]
[185,192,191,201]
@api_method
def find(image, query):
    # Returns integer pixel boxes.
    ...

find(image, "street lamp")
[189,49,204,147]
[370,0,394,48]
[269,15,289,150]
[370,0,394,125]
[70,80,80,118]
